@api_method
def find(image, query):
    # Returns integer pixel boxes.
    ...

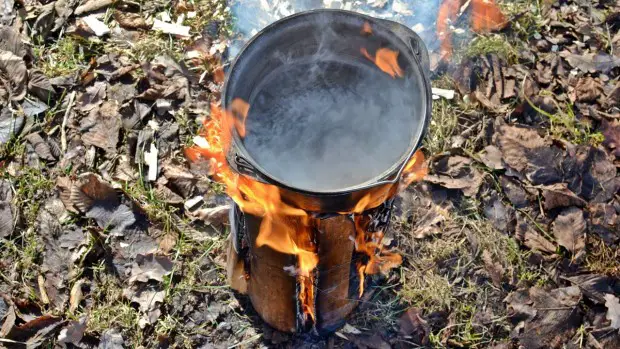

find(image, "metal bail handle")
[373,17,430,75]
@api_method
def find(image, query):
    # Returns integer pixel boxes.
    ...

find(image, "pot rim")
[222,9,432,196]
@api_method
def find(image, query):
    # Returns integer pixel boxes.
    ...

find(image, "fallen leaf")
[541,183,587,211]
[601,119,620,158]
[0,179,14,238]
[128,253,173,284]
[505,286,582,348]
[189,205,230,225]
[561,52,620,74]
[588,203,619,244]
[483,192,516,233]
[515,213,556,253]
[604,294,620,330]
[69,279,84,313]
[564,275,617,304]
[28,69,55,102]
[496,125,563,185]
[479,145,504,170]
[562,145,616,201]
[98,328,124,349]
[500,176,531,208]
[115,11,151,30]
[0,109,24,144]
[0,50,27,101]
[411,204,448,239]
[25,133,56,161]
[0,0,14,26]
[123,284,164,312]
[57,317,87,345]
[77,81,106,113]
[551,207,586,254]
[425,155,484,197]
[80,101,121,153]
[399,308,430,345]
[482,250,505,287]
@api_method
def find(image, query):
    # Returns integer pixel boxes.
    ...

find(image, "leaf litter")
[0,0,618,347]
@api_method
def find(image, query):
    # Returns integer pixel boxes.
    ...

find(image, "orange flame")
[361,47,404,78]
[437,0,507,60]
[186,99,426,321]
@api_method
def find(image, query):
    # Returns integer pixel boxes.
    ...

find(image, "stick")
[61,91,76,153]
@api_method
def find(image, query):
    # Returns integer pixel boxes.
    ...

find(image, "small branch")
[61,91,76,153]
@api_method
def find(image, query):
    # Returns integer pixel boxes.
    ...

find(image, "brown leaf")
[564,274,616,305]
[75,0,114,15]
[28,69,55,102]
[411,204,448,238]
[479,145,504,170]
[561,52,620,74]
[588,203,619,244]
[69,173,117,213]
[0,179,14,238]
[128,253,173,284]
[69,279,84,313]
[551,207,585,254]
[483,192,515,233]
[398,308,430,345]
[114,11,151,30]
[0,50,27,101]
[495,124,546,172]
[99,329,124,348]
[123,284,164,312]
[500,176,531,208]
[541,183,586,211]
[2,314,63,344]
[496,124,564,185]
[505,286,582,349]
[25,132,56,161]
[600,119,620,158]
[76,81,106,112]
[80,101,121,152]
[425,156,484,197]
[515,213,556,253]
[571,77,603,103]
[482,250,504,287]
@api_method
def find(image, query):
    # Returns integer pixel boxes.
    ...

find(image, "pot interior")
[225,10,428,193]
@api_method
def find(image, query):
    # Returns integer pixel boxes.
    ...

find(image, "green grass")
[33,36,101,78]
[465,34,519,64]
[523,90,605,145]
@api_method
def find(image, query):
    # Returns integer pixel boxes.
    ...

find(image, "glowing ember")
[437,0,507,60]
[361,47,404,78]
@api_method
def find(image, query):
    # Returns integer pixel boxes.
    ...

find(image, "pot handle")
[373,18,430,75]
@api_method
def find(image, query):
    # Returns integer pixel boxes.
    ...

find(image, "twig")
[227,334,262,349]
[61,91,76,153]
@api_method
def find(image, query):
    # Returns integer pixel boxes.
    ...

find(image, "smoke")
[228,0,444,58]
[242,57,424,191]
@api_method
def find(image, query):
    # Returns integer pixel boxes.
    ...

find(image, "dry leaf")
[128,253,173,284]
[425,156,484,197]
[542,183,587,211]
[516,213,556,253]
[115,11,151,30]
[0,50,27,101]
[398,307,430,345]
[551,207,586,254]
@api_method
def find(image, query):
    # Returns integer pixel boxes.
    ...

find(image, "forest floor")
[0,0,619,348]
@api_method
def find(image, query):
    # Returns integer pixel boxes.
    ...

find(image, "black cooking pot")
[223,9,431,213]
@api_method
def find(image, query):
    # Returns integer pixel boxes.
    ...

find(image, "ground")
[0,0,619,348]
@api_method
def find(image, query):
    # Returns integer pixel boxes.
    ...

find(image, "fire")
[187,95,426,324]
[361,47,404,78]
[437,0,507,60]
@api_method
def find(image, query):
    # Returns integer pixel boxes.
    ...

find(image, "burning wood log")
[189,10,431,334]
